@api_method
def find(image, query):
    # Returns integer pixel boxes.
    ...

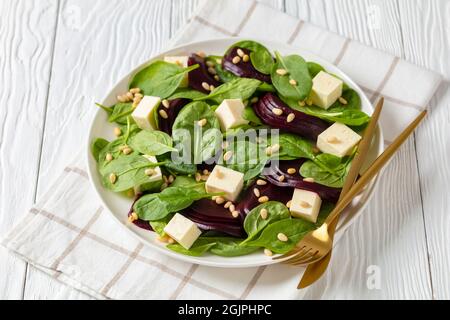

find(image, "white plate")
[86,38,384,268]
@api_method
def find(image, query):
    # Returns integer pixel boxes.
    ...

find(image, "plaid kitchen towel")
[2,0,443,300]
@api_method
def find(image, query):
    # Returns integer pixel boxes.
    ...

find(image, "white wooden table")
[1,0,449,300]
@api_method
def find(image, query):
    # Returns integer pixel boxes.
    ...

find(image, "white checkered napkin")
[2,0,443,300]
[170,0,443,144]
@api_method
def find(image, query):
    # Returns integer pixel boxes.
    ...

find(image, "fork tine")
[273,245,307,261]
[288,250,319,266]
[281,247,312,264]
[291,252,322,266]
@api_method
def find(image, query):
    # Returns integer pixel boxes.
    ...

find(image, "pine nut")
[298,100,306,107]
[130,88,141,94]
[277,233,288,242]
[276,69,288,76]
[109,173,117,184]
[232,211,240,218]
[253,188,260,197]
[126,92,134,100]
[339,97,348,105]
[287,168,296,175]
[160,182,168,190]
[162,99,170,109]
[258,196,269,203]
[215,196,225,205]
[159,109,168,119]
[327,136,340,143]
[122,147,132,155]
[167,237,175,244]
[114,127,122,137]
[134,93,143,99]
[133,96,142,104]
[272,108,283,116]
[232,56,241,64]
[306,99,313,106]
[251,97,259,104]
[303,177,315,183]
[145,168,155,176]
[207,67,217,75]
[264,249,273,256]
[237,48,245,57]
[260,208,268,220]
[163,175,169,183]
[168,175,175,183]
[128,212,138,223]
[197,51,206,58]
[117,95,127,103]
[286,200,292,208]
[271,144,280,154]
[201,175,208,181]
[287,113,295,123]
[198,118,207,127]
[266,146,273,156]
[278,175,285,182]
[256,179,267,186]
[201,82,210,91]
[223,150,233,161]
[206,60,215,67]
[289,79,298,86]
[105,153,113,162]
[195,172,202,182]
[224,201,232,209]
[300,200,311,208]
[229,204,236,212]
[202,169,209,175]
[243,54,250,62]
[118,145,128,151]
[214,75,220,81]
[209,85,215,91]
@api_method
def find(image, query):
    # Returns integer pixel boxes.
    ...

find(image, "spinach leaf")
[128,130,177,156]
[129,61,199,98]
[195,78,261,104]
[172,101,221,162]
[283,89,370,126]
[206,56,239,83]
[169,88,207,100]
[244,218,314,254]
[100,154,166,192]
[91,138,109,162]
[209,238,259,257]
[307,61,325,78]
[108,102,134,124]
[231,40,274,74]
[150,214,174,237]
[133,186,212,221]
[170,176,205,193]
[257,82,276,92]
[271,51,312,101]
[277,133,317,161]
[243,106,263,125]
[300,153,353,188]
[241,201,291,244]
[158,154,198,175]
[95,102,113,114]
[167,238,217,257]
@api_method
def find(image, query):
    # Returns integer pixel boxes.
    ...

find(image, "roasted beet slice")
[157,98,189,135]
[188,54,221,93]
[253,93,329,141]
[127,194,153,231]
[181,199,245,238]
[222,47,272,83]
[263,160,341,203]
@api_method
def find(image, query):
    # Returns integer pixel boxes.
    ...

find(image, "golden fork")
[273,97,384,266]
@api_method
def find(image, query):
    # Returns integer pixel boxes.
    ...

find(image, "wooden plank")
[23,0,172,299]
[0,0,58,300]
[286,0,432,299]
[398,0,450,299]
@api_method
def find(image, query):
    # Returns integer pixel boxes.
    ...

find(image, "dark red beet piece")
[253,93,329,141]
[188,54,221,93]
[157,98,189,135]
[222,47,271,83]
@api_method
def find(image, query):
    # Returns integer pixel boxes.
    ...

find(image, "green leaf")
[206,56,238,83]
[283,89,370,126]
[231,40,274,74]
[271,52,312,101]
[129,61,199,98]
[170,176,205,193]
[150,214,174,237]
[100,154,166,192]
[95,102,113,114]
[91,138,109,162]
[133,186,212,221]
[128,130,177,156]
[195,78,261,104]
[167,238,217,257]
[243,106,263,125]
[169,88,208,100]
[108,102,134,124]
[257,82,276,92]
[241,202,291,244]
[209,238,259,257]
[277,133,317,161]
[300,153,353,188]
[172,101,221,163]
[307,61,325,78]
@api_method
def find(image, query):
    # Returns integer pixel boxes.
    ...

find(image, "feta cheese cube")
[164,56,189,87]
[310,71,343,109]
[205,165,244,202]
[164,213,202,249]
[317,122,362,158]
[134,155,163,193]
[214,99,249,131]
[290,189,322,223]
[131,96,161,130]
